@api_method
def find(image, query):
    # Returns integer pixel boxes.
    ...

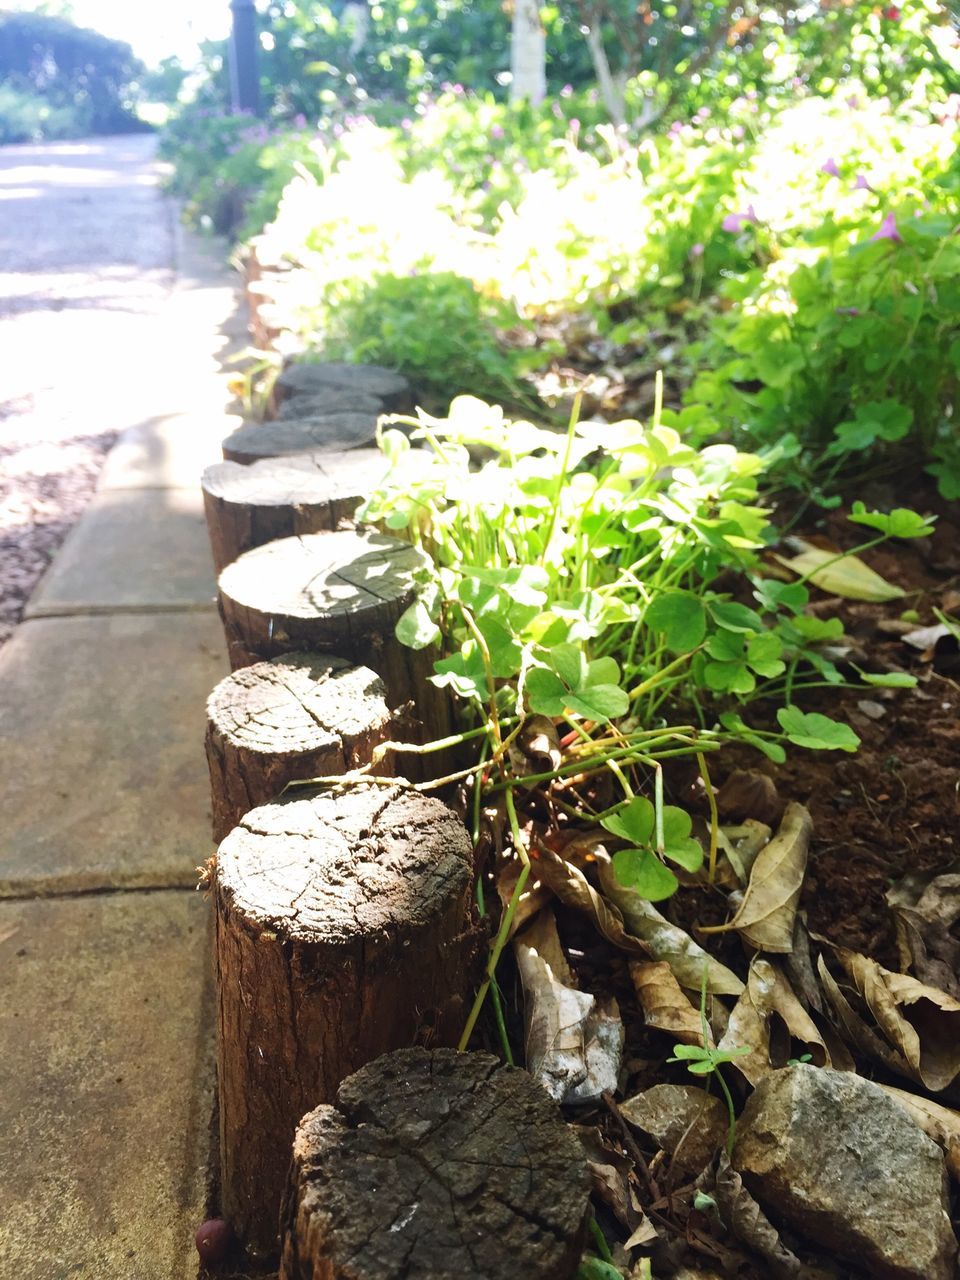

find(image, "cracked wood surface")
[279,1047,591,1280]
[216,531,450,754]
[214,784,480,1259]
[205,652,392,842]
[274,361,411,414]
[221,413,384,465]
[201,448,391,573]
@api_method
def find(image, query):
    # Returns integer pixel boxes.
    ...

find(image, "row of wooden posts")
[199,363,590,1277]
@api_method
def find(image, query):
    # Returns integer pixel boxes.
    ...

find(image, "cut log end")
[222,413,382,465]
[215,785,480,1257]
[201,449,391,573]
[205,652,392,842]
[276,360,411,413]
[279,1047,591,1280]
[276,391,384,421]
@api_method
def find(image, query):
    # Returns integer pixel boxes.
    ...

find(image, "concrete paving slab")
[25,488,217,616]
[0,890,214,1280]
[0,613,228,896]
[98,413,244,491]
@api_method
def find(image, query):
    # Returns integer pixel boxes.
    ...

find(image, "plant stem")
[697,749,720,883]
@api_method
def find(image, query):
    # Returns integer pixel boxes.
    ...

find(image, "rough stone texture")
[99,412,244,491]
[215,784,480,1259]
[733,1064,957,1280]
[0,891,214,1280]
[201,448,391,573]
[205,652,392,841]
[24,487,216,616]
[275,361,410,412]
[222,414,383,464]
[620,1084,727,1175]
[0,612,228,896]
[279,1047,591,1280]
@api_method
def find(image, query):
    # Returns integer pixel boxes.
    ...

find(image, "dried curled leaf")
[775,540,903,601]
[718,959,836,1087]
[835,947,960,1092]
[575,1125,651,1234]
[716,1155,832,1280]
[515,909,623,1105]
[597,856,744,996]
[723,802,812,953]
[531,842,651,956]
[877,1084,960,1182]
[886,865,960,998]
[817,953,913,1080]
[630,960,711,1047]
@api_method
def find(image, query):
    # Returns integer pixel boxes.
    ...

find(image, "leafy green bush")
[0,12,145,134]
[319,272,536,410]
[0,84,84,143]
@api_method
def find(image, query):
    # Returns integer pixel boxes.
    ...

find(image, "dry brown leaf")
[717,820,773,887]
[507,714,561,776]
[774,540,903,601]
[723,802,813,953]
[515,909,623,1105]
[496,854,551,940]
[531,843,651,956]
[835,947,960,1092]
[877,1084,960,1181]
[817,953,913,1080]
[715,1155,831,1280]
[718,959,834,1086]
[575,1125,650,1233]
[596,856,744,996]
[716,770,784,826]
[630,960,711,1047]
[886,866,960,998]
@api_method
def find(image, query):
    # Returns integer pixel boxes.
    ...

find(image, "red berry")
[195,1218,233,1263]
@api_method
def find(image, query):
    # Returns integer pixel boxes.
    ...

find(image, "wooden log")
[276,390,383,420]
[222,413,382,465]
[276,360,411,413]
[201,448,390,574]
[205,652,392,842]
[215,784,480,1258]
[279,1047,591,1280]
[216,529,443,725]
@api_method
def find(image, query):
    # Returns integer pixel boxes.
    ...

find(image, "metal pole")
[229,0,261,115]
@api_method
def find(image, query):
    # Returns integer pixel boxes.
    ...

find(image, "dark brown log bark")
[205,652,392,842]
[279,1047,591,1280]
[222,414,383,465]
[201,448,390,574]
[276,391,383,421]
[215,785,480,1259]
[275,361,411,413]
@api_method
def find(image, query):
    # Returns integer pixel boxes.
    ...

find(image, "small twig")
[602,1090,660,1203]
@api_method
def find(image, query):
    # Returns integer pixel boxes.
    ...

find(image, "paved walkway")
[0,136,244,1279]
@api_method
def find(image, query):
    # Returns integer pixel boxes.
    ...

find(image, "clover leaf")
[602,796,703,901]
[526,644,629,723]
[645,591,707,653]
[848,501,935,540]
[777,706,860,752]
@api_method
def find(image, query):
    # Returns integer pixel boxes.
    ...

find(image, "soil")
[0,407,116,646]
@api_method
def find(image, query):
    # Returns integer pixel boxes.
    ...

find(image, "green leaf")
[566,684,630,722]
[754,579,809,615]
[525,667,567,717]
[395,598,440,650]
[477,617,523,678]
[602,796,655,845]
[612,847,679,901]
[645,591,707,653]
[856,669,917,688]
[776,706,860,752]
[548,641,586,690]
[661,806,705,872]
[431,643,488,703]
[576,1259,625,1280]
[709,600,765,633]
[746,632,786,678]
[848,501,935,540]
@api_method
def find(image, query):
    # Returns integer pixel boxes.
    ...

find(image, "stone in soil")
[620,1083,727,1175]
[732,1063,957,1280]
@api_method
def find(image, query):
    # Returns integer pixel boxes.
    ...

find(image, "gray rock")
[276,389,384,420]
[620,1084,727,1174]
[733,1064,957,1280]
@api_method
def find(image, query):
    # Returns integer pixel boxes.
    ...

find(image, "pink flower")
[846,94,860,110]
[871,211,902,243]
[721,204,759,233]
[821,157,840,177]
[690,242,705,259]
[883,6,900,19]
[853,172,873,191]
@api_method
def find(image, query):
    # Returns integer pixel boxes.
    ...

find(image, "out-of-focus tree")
[0,11,146,132]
